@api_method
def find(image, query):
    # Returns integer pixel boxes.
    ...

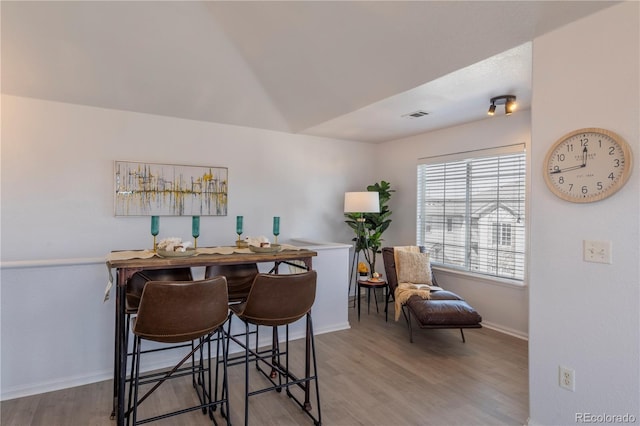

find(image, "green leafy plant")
[345,181,394,274]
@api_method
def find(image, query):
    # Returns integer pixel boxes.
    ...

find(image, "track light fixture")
[488,95,517,116]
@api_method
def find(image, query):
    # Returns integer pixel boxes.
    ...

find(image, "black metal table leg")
[116,273,127,426]
[373,287,379,313]
[112,267,140,426]
[384,284,388,322]
[304,313,312,411]
[357,281,361,321]
[366,286,370,314]
[111,275,119,420]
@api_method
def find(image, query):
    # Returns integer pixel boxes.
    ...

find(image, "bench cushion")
[406,291,482,326]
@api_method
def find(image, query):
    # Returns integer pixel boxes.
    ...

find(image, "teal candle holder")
[192,216,200,249]
[273,216,280,244]
[151,216,159,252]
[236,216,244,244]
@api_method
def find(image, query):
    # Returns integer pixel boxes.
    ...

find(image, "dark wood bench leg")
[372,288,379,313]
[460,328,466,343]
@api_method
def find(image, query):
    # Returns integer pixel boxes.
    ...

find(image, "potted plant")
[345,181,394,276]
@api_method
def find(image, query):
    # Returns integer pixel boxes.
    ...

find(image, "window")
[492,223,512,246]
[417,144,526,281]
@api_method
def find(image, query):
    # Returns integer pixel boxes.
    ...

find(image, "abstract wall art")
[114,161,228,216]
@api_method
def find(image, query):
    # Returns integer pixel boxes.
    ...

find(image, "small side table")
[357,279,389,322]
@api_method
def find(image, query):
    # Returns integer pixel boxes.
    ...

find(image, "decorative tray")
[249,244,282,253]
[156,248,197,258]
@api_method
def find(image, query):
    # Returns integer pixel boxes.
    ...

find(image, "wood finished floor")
[1,301,528,426]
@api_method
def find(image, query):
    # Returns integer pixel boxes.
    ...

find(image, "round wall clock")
[543,127,633,203]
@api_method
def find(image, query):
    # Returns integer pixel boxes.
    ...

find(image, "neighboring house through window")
[416,144,526,281]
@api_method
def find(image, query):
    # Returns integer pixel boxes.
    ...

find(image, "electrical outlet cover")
[559,366,575,391]
[583,240,612,264]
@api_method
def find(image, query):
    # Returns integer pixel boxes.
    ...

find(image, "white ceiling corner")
[1,1,620,143]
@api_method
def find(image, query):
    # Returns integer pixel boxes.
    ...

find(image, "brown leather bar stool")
[112,268,195,419]
[127,276,231,426]
[227,271,321,426]
[205,263,258,304]
[125,269,196,383]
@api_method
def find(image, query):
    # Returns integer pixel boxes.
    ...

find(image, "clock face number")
[544,128,632,203]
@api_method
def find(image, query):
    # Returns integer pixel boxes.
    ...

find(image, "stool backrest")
[205,263,258,303]
[133,276,228,343]
[240,271,317,326]
[126,268,193,311]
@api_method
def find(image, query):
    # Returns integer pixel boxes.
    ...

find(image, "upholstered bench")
[382,247,482,343]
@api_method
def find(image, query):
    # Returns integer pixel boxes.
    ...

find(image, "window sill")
[431,265,527,290]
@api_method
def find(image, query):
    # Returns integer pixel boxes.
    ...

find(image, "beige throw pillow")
[396,250,432,285]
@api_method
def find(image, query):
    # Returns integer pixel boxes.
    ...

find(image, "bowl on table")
[248,244,282,253]
[156,248,197,258]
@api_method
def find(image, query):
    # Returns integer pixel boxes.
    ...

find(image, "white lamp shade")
[344,191,380,213]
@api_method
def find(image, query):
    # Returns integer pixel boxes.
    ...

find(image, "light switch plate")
[583,240,612,264]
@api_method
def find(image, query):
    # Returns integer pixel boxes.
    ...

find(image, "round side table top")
[357,279,387,287]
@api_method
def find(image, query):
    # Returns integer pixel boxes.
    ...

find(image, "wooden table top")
[107,248,317,269]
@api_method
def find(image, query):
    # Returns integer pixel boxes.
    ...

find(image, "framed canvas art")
[114,161,228,216]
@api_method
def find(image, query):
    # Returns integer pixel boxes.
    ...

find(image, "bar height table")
[106,248,317,426]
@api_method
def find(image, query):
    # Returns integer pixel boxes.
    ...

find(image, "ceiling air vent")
[402,110,429,119]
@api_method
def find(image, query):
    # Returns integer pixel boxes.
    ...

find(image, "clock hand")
[550,164,586,174]
[582,147,588,166]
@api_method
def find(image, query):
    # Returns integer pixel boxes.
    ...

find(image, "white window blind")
[417,144,526,281]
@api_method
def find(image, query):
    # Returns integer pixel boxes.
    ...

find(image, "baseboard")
[481,321,529,341]
[1,370,113,402]
[313,322,351,335]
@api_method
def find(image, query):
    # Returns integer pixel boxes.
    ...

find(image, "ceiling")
[1,1,618,143]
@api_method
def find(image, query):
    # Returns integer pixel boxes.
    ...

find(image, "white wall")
[1,96,375,260]
[529,3,639,424]
[375,111,531,338]
[0,95,367,399]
